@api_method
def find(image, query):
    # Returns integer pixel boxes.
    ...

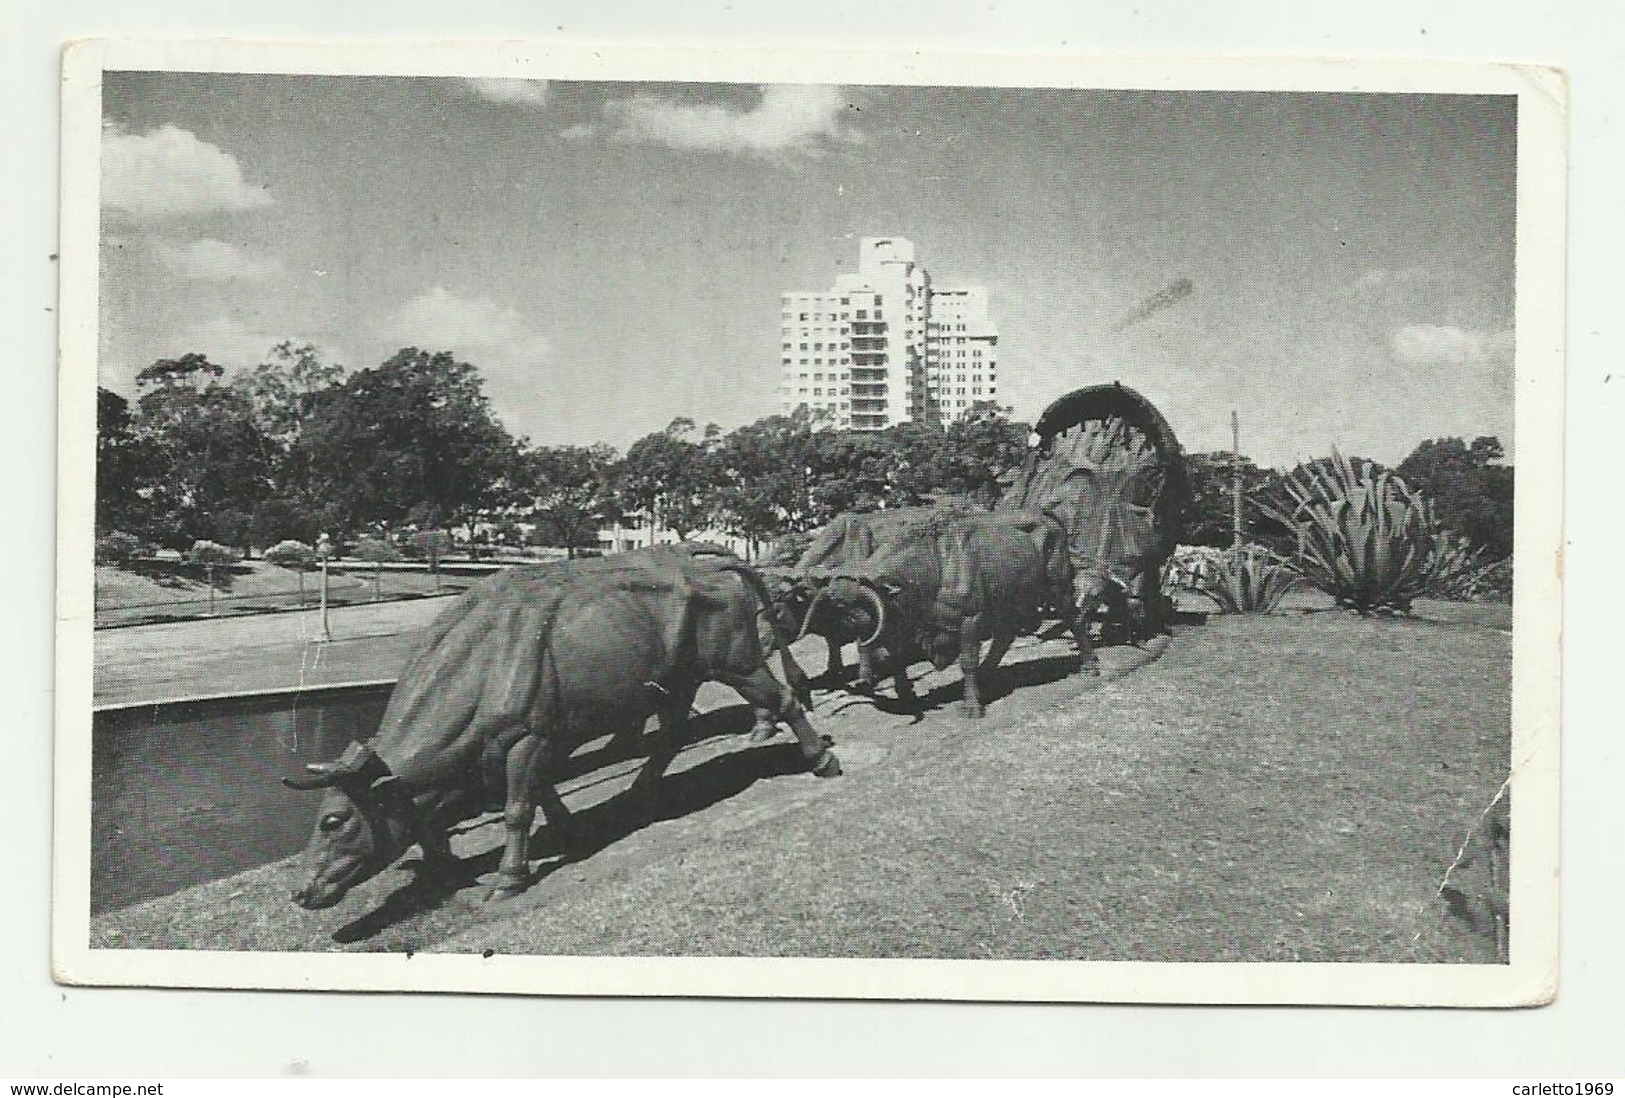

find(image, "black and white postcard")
[55,40,1565,1004]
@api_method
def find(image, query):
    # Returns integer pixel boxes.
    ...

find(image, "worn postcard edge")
[52,38,1566,1006]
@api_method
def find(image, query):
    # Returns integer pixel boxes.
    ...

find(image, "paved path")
[93,597,455,707]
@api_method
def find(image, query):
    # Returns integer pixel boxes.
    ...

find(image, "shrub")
[262,540,318,571]
[187,540,239,614]
[1199,545,1304,614]
[95,530,152,567]
[354,537,402,565]
[1472,557,1514,604]
[412,528,453,564]
[1421,531,1495,602]
[1162,544,1228,594]
[186,540,240,568]
[1261,448,1435,615]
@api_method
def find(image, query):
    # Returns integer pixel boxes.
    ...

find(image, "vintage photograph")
[55,43,1563,1003]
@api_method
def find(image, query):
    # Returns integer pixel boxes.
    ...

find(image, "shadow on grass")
[331,704,820,944]
[924,653,1085,710]
[813,652,1085,721]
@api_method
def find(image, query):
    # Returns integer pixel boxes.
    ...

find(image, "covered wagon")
[999,382,1190,642]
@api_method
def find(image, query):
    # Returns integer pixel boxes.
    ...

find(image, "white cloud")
[153,238,280,282]
[589,84,857,155]
[102,124,273,220]
[464,78,549,107]
[1391,324,1514,367]
[382,287,552,364]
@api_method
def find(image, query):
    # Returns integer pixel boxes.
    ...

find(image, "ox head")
[754,567,818,651]
[797,573,894,651]
[281,741,419,910]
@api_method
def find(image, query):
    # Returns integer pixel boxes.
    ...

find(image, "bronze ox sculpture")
[762,501,980,691]
[283,543,839,909]
[791,508,1094,718]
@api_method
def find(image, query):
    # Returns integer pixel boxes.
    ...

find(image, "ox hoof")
[748,725,779,744]
[810,750,842,778]
[958,702,986,719]
[484,872,532,903]
[1081,662,1101,677]
[851,679,877,697]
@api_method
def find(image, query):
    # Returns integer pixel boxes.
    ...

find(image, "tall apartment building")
[779,237,999,430]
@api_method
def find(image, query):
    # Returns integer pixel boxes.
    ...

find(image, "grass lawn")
[95,561,474,628]
[89,600,1511,963]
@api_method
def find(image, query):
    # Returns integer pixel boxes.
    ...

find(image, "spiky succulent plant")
[1260,448,1436,615]
[1199,545,1304,614]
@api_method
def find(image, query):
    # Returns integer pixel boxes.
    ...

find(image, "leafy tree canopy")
[302,347,519,532]
[1397,436,1514,560]
[1182,451,1290,550]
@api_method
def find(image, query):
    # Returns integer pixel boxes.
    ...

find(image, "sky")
[98,75,1517,470]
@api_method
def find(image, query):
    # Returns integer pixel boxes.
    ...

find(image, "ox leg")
[1102,581,1132,646]
[488,733,543,901]
[976,632,1015,685]
[748,707,780,744]
[892,668,918,710]
[853,643,878,694]
[1068,576,1102,675]
[959,620,987,719]
[825,636,847,684]
[533,773,573,839]
[1071,614,1101,675]
[629,683,697,813]
[418,819,470,885]
[724,668,841,778]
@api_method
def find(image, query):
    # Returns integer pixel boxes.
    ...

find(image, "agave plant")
[1260,448,1436,615]
[1422,531,1492,601]
[1199,544,1304,614]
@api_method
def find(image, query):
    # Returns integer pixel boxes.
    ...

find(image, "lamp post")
[316,532,333,643]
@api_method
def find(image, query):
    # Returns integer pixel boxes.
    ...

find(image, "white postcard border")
[54,38,1567,1005]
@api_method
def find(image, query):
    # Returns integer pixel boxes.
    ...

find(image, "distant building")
[597,519,756,560]
[779,236,1000,430]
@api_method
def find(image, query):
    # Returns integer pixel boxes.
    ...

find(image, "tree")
[263,539,318,605]
[232,342,346,520]
[234,341,346,448]
[302,348,518,533]
[933,405,1031,505]
[131,353,276,549]
[881,421,952,507]
[1397,436,1515,560]
[805,426,894,522]
[1182,451,1289,550]
[353,536,402,601]
[247,496,323,550]
[516,443,617,558]
[96,387,156,536]
[712,412,820,553]
[187,539,238,616]
[614,417,720,541]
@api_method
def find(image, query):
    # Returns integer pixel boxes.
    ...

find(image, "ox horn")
[855,583,888,648]
[281,741,380,791]
[795,586,830,642]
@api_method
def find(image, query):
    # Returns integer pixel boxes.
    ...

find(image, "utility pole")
[1231,410,1244,554]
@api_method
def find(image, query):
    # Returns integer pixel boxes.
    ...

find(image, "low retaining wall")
[91,681,397,914]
